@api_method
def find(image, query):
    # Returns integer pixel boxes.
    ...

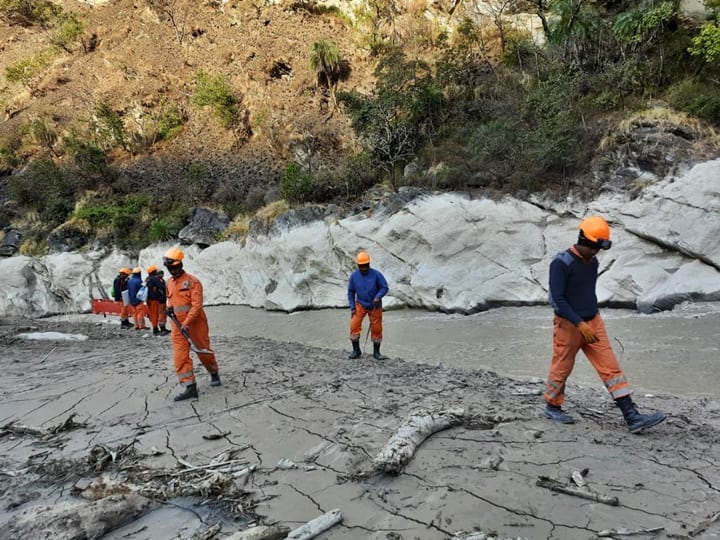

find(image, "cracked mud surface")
[0,318,719,539]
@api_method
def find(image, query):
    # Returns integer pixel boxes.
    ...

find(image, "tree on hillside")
[309,40,344,110]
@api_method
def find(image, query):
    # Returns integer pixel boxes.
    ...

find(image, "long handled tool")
[167,310,214,355]
[362,306,374,354]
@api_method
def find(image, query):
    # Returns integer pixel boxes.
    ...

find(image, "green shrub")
[0,0,60,26]
[666,79,720,124]
[152,103,184,142]
[94,102,128,150]
[147,217,180,242]
[50,13,83,51]
[0,137,20,172]
[280,163,315,203]
[191,70,238,128]
[5,49,55,84]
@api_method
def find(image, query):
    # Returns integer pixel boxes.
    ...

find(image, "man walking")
[112,267,132,329]
[127,267,148,330]
[163,247,221,401]
[347,251,389,360]
[544,216,666,433]
[146,265,169,336]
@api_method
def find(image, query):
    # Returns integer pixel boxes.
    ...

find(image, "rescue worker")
[347,251,389,360]
[127,267,148,330]
[544,216,667,433]
[156,270,169,333]
[146,265,169,336]
[112,267,132,329]
[163,247,221,401]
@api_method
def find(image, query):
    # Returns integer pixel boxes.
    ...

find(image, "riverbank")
[0,316,719,539]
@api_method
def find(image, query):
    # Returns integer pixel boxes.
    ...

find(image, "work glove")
[577,321,598,344]
[373,297,381,306]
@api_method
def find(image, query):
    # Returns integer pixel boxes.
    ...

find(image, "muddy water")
[207,302,720,398]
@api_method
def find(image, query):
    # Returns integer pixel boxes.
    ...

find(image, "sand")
[0,317,718,540]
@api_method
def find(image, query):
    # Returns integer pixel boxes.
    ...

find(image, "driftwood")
[224,525,292,540]
[188,523,223,540]
[3,494,155,538]
[536,476,619,506]
[77,471,236,501]
[597,527,664,537]
[453,532,529,540]
[287,508,343,540]
[689,510,720,537]
[373,408,465,474]
[2,413,86,439]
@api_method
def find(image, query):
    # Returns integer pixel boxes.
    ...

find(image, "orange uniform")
[166,271,219,386]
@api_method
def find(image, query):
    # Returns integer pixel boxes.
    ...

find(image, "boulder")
[178,207,229,248]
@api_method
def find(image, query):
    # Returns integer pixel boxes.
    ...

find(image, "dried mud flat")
[0,317,719,540]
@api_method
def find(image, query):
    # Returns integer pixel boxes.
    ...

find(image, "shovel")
[167,310,214,355]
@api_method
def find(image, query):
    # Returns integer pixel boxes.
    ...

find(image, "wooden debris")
[188,523,222,539]
[536,476,619,506]
[453,531,529,539]
[689,510,720,537]
[3,494,155,538]
[597,527,664,537]
[224,525,291,540]
[570,470,587,488]
[172,458,249,475]
[287,508,343,539]
[2,413,86,439]
[202,432,230,440]
[373,408,465,474]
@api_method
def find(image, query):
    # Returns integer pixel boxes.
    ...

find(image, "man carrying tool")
[163,247,221,401]
[112,267,132,329]
[347,251,389,360]
[544,216,666,433]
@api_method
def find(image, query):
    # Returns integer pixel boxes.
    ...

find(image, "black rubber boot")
[210,373,222,387]
[153,327,161,336]
[373,343,387,361]
[615,396,666,434]
[348,340,361,359]
[174,383,198,401]
[120,319,133,329]
[160,325,171,336]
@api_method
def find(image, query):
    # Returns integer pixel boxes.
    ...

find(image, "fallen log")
[287,508,343,540]
[3,494,155,538]
[689,510,720,537]
[373,407,465,474]
[224,525,291,540]
[597,527,664,537]
[536,476,619,506]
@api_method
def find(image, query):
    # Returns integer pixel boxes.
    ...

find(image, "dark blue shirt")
[548,248,598,325]
[146,275,166,302]
[347,268,389,310]
[127,274,144,306]
[112,275,128,301]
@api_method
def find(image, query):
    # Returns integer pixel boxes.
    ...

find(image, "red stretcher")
[91,298,134,316]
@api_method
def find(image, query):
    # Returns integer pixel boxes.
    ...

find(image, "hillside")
[1,0,370,191]
[2,0,720,254]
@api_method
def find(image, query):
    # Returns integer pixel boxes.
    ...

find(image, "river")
[206,302,720,398]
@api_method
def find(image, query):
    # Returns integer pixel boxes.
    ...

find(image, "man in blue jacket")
[347,251,389,360]
[127,267,148,330]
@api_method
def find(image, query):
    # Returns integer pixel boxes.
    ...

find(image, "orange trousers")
[132,303,148,329]
[350,303,383,343]
[118,301,129,321]
[147,300,162,328]
[545,314,632,407]
[172,312,219,386]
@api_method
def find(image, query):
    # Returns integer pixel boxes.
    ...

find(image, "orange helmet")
[147,264,158,274]
[579,216,612,249]
[132,267,142,274]
[164,247,185,267]
[119,267,131,275]
[355,251,370,265]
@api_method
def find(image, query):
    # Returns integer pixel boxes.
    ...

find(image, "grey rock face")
[178,207,229,248]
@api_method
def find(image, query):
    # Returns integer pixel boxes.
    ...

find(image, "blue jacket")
[548,247,599,326]
[127,274,144,306]
[347,268,388,310]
